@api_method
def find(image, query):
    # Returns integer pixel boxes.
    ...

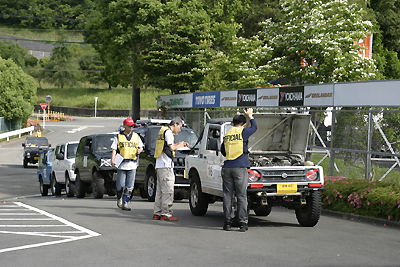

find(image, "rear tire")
[92,171,104,199]
[23,158,28,168]
[189,173,209,216]
[139,187,147,199]
[145,171,157,202]
[295,191,321,227]
[75,172,86,198]
[65,174,75,197]
[39,177,49,196]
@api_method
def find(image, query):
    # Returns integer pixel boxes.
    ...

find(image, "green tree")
[78,47,105,86]
[0,56,37,121]
[199,36,276,90]
[260,0,381,84]
[45,38,81,88]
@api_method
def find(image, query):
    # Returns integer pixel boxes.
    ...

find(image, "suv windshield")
[66,143,79,159]
[147,127,198,150]
[25,138,48,147]
[94,136,115,153]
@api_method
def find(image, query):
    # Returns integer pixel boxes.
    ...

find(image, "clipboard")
[114,153,124,168]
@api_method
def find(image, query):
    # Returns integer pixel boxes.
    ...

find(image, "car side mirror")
[49,144,51,148]
[22,143,25,147]
[209,138,219,156]
[56,153,64,160]
[84,146,90,154]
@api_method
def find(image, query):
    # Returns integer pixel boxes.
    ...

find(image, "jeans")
[116,169,136,192]
[222,167,249,224]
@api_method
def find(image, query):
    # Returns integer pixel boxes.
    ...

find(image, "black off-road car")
[132,119,199,202]
[74,134,117,199]
[22,137,51,168]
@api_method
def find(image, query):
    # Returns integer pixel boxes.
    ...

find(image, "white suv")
[51,141,79,197]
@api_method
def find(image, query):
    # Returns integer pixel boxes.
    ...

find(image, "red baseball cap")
[123,118,135,126]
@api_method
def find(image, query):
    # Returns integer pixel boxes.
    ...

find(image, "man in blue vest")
[111,118,144,211]
[221,108,257,232]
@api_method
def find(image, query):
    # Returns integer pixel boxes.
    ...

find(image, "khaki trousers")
[153,167,175,217]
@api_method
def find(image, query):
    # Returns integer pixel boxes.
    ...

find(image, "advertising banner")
[193,91,220,108]
[257,88,279,106]
[220,90,238,107]
[304,84,334,106]
[158,94,192,109]
[279,86,304,106]
[237,89,257,107]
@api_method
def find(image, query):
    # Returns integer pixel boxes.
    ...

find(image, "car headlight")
[248,169,261,182]
[100,158,112,167]
[306,168,319,181]
[26,152,30,156]
[71,163,75,171]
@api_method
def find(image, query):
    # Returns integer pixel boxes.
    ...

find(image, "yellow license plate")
[277,184,297,194]
[34,157,39,160]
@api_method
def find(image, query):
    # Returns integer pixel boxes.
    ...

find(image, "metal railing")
[0,126,34,141]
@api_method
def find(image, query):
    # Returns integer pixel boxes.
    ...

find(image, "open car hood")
[247,113,311,157]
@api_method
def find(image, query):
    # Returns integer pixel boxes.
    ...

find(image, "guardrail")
[0,126,34,141]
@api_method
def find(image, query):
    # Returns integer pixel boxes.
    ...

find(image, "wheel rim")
[66,176,70,194]
[191,183,199,208]
[148,176,155,197]
[51,176,56,194]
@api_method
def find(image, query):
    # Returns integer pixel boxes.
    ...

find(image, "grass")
[0,26,84,42]
[36,87,171,110]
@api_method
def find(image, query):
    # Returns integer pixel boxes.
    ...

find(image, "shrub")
[322,176,400,222]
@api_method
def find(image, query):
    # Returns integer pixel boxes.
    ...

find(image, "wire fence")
[148,107,400,182]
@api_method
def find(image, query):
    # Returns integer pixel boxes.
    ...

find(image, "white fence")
[0,126,34,141]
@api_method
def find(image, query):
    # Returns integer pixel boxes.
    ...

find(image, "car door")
[204,125,224,192]
[54,144,64,182]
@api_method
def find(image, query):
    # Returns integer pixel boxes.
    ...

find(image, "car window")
[26,138,48,147]
[94,136,115,153]
[176,128,199,148]
[66,143,79,159]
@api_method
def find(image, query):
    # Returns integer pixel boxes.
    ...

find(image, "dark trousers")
[222,167,248,224]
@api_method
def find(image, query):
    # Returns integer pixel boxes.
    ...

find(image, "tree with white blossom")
[260,0,382,85]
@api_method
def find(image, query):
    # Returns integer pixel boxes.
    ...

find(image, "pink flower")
[388,216,391,220]
[339,195,342,198]
[367,202,370,205]
[392,192,395,195]
[381,201,384,204]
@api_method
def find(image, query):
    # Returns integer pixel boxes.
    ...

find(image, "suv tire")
[39,177,49,196]
[65,174,75,197]
[51,174,62,196]
[92,171,104,199]
[145,170,157,202]
[75,172,86,198]
[189,173,209,216]
[295,191,321,227]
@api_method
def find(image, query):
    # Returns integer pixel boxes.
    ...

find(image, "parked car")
[74,134,117,199]
[22,137,51,168]
[132,119,199,202]
[37,149,55,196]
[51,141,79,197]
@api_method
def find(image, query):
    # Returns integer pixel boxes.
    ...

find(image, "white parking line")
[0,202,101,254]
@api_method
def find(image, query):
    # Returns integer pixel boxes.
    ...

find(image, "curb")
[322,209,400,229]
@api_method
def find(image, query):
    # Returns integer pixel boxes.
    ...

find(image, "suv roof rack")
[135,119,187,127]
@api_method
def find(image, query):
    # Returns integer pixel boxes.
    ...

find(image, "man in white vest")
[153,117,188,221]
[111,118,143,211]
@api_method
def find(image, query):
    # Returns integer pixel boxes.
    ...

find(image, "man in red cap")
[111,117,143,211]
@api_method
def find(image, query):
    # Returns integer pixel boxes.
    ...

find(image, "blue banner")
[193,91,220,108]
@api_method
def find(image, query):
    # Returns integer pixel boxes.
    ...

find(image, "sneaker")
[152,215,161,220]
[223,224,231,231]
[121,202,131,211]
[239,223,248,232]
[160,216,178,221]
[117,198,123,209]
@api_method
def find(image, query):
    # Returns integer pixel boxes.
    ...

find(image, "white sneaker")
[117,198,123,209]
